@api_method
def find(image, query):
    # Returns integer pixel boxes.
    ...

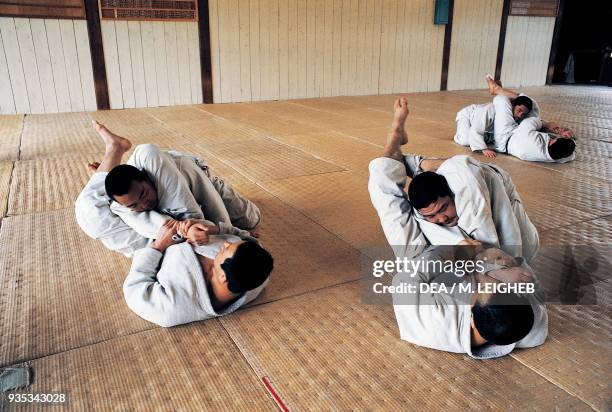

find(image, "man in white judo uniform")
[454,75,576,163]
[370,98,539,262]
[370,98,547,357]
[75,122,273,327]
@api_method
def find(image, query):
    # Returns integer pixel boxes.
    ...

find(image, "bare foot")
[390,97,409,145]
[87,162,100,175]
[92,120,132,153]
[485,74,498,95]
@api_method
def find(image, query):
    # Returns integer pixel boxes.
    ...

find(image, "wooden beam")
[440,0,454,91]
[495,0,511,81]
[84,0,110,109]
[197,0,213,103]
[546,0,565,84]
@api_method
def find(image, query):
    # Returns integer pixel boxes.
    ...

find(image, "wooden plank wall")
[0,17,96,114]
[447,0,504,90]
[209,0,446,103]
[501,15,555,87]
[101,20,202,109]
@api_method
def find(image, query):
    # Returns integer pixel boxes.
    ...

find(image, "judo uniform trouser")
[164,149,261,230]
[484,163,540,261]
[492,95,519,152]
[454,105,492,152]
[124,144,260,231]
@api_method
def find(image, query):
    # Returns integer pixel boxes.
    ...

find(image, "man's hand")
[186,223,220,246]
[558,127,574,138]
[151,219,183,252]
[482,149,497,158]
[177,219,200,237]
[488,266,534,284]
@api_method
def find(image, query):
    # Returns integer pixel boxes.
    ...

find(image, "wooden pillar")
[440,0,455,91]
[84,0,110,110]
[494,0,511,82]
[197,0,213,103]
[546,0,566,84]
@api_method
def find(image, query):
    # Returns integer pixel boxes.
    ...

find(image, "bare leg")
[382,97,409,162]
[485,75,518,99]
[89,120,132,173]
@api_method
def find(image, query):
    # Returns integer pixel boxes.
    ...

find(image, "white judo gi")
[74,144,266,326]
[454,103,496,152]
[391,246,548,359]
[368,155,539,261]
[124,234,267,327]
[454,95,540,154]
[75,144,260,257]
[491,94,540,153]
[506,117,576,163]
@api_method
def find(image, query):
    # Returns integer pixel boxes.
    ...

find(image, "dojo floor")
[0,85,610,410]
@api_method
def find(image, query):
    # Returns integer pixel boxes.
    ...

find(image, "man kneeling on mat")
[75,121,273,327]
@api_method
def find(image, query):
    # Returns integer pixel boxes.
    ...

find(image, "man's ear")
[216,267,227,284]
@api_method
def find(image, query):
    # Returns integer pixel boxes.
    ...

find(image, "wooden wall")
[101,21,202,110]
[0,1,560,113]
[447,0,504,91]
[0,17,96,114]
[500,15,555,87]
[208,0,445,103]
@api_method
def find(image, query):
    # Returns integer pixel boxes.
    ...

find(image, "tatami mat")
[0,161,13,217]
[260,171,389,252]
[510,305,611,411]
[221,282,590,410]
[268,131,383,176]
[2,85,610,408]
[539,216,612,245]
[0,209,145,366]
[0,114,23,162]
[211,183,365,303]
[89,108,157,128]
[5,322,276,411]
[201,136,344,182]
[7,154,102,216]
[19,112,101,160]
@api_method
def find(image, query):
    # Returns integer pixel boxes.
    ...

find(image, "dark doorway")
[551,0,612,85]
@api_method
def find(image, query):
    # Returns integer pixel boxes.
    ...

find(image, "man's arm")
[368,157,429,259]
[123,221,210,327]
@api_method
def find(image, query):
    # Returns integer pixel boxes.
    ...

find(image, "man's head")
[208,240,273,299]
[105,165,158,212]
[471,293,535,345]
[548,137,576,160]
[511,96,533,121]
[408,172,458,226]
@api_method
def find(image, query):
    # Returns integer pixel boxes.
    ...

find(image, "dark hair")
[221,241,274,294]
[512,96,533,112]
[548,138,576,160]
[471,293,535,345]
[408,171,453,210]
[105,164,147,201]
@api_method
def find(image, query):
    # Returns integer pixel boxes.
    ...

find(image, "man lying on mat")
[453,75,575,163]
[391,244,547,358]
[368,97,539,262]
[76,121,261,257]
[75,122,273,327]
